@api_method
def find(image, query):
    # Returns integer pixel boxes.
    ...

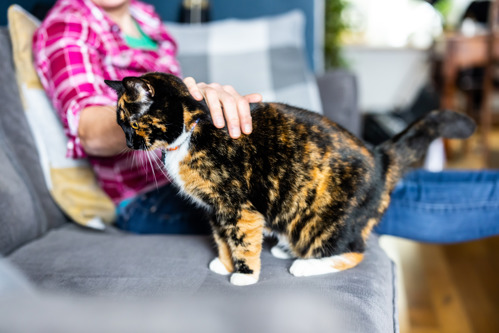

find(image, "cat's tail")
[376,110,475,189]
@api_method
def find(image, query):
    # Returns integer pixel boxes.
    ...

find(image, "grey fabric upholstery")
[0,284,382,333]
[0,259,34,296]
[9,224,396,332]
[0,28,66,255]
[318,69,361,136]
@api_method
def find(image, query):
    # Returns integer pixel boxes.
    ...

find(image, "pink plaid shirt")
[33,0,181,203]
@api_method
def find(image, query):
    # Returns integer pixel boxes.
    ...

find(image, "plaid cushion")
[167,10,323,114]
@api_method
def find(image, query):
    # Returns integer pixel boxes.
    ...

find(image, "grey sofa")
[0,26,397,332]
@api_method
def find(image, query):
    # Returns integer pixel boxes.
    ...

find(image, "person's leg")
[375,169,499,243]
[115,184,211,234]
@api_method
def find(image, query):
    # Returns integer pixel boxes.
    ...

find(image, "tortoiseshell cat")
[105,73,475,286]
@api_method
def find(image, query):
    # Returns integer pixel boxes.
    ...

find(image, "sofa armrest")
[316,70,361,137]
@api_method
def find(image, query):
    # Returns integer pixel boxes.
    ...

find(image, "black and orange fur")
[106,72,475,285]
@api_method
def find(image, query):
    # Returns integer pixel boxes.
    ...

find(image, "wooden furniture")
[439,34,488,110]
[480,0,499,165]
[437,0,499,165]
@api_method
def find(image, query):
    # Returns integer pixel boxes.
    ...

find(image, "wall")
[343,46,429,113]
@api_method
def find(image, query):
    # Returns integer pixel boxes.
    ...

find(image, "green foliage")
[324,0,348,69]
[434,0,452,28]
[434,0,452,19]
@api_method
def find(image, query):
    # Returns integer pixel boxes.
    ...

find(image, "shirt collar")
[80,0,163,40]
[81,0,113,31]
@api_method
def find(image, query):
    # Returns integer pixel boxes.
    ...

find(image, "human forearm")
[78,105,127,156]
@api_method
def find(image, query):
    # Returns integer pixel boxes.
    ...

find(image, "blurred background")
[338,2,499,333]
[337,2,499,332]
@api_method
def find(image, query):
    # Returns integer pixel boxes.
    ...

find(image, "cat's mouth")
[126,139,145,151]
[138,140,173,153]
[127,132,167,151]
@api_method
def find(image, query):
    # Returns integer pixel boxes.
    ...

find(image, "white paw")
[230,273,258,286]
[271,246,294,259]
[209,257,230,275]
[289,259,338,277]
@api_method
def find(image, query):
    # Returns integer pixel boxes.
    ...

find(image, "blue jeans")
[375,169,499,243]
[116,170,499,243]
[115,184,211,234]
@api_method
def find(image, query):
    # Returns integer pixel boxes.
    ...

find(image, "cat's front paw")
[230,273,258,286]
[209,257,231,275]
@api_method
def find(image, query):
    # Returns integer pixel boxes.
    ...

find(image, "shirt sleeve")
[34,15,116,159]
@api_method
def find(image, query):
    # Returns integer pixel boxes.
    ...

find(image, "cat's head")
[105,72,191,151]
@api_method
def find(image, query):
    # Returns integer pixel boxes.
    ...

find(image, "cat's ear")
[123,77,155,98]
[104,80,125,94]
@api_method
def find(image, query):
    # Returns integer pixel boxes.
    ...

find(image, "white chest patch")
[161,128,210,210]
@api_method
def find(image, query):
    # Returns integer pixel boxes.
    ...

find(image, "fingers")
[223,85,252,136]
[183,77,203,100]
[185,78,260,138]
[244,93,263,104]
[203,83,227,130]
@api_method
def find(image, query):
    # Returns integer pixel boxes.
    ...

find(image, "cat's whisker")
[127,152,134,168]
[144,149,160,189]
[137,144,160,187]
[118,147,135,168]
[153,152,169,182]
[124,147,139,168]
[132,151,140,168]
[138,146,149,178]
[149,149,170,180]
[118,146,132,156]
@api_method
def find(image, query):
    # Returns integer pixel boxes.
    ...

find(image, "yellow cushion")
[8,4,116,230]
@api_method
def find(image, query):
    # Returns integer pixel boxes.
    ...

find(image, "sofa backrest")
[154,0,324,73]
[0,27,66,256]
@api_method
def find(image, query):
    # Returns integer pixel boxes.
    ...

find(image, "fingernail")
[231,127,241,138]
[215,117,224,127]
[244,124,252,133]
[194,92,203,100]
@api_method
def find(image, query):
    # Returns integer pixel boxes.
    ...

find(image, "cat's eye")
[131,121,139,130]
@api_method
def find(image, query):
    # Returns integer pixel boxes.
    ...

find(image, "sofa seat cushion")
[8,224,396,332]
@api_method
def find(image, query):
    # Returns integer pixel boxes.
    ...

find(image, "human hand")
[183,77,262,138]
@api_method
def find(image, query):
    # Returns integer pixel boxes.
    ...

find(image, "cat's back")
[248,102,370,158]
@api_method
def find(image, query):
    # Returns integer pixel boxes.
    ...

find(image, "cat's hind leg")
[289,252,364,277]
[270,235,296,259]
